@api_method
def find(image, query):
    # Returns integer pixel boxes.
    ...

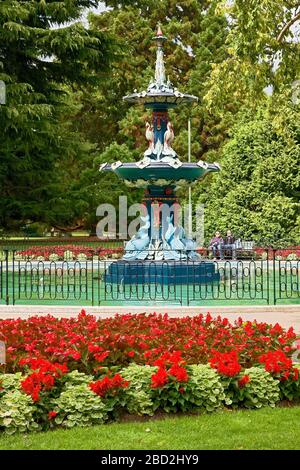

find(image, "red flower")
[209,351,241,377]
[21,372,55,402]
[238,375,250,388]
[89,373,129,397]
[0,312,296,376]
[169,364,188,382]
[48,411,57,420]
[94,351,109,362]
[259,350,294,380]
[151,368,168,388]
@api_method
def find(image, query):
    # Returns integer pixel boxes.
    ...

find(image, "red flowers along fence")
[0,311,300,434]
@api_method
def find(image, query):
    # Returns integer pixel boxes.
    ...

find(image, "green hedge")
[1,364,299,435]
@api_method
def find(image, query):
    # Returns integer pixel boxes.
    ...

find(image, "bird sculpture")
[145,121,154,155]
[163,121,175,154]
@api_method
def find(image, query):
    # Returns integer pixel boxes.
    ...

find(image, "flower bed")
[15,245,124,261]
[0,312,300,434]
[197,246,300,260]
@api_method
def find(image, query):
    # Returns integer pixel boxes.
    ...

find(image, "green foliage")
[53,384,107,428]
[0,373,23,393]
[225,367,280,409]
[278,364,300,402]
[182,364,228,411]
[206,0,300,112]
[62,370,93,389]
[120,364,156,416]
[200,106,300,243]
[0,390,38,434]
[0,0,115,230]
[0,363,297,434]
[152,365,226,413]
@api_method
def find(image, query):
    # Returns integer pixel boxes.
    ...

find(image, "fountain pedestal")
[105,260,220,285]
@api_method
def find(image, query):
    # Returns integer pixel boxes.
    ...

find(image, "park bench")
[200,239,256,260]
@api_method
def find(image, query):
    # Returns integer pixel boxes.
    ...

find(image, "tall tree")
[205,0,300,113]
[200,103,300,244]
[0,0,115,231]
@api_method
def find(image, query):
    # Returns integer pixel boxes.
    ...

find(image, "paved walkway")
[1,304,300,332]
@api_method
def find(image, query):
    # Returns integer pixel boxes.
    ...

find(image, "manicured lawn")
[1,407,300,450]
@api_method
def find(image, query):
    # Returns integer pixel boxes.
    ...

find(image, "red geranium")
[0,312,297,375]
[169,364,188,382]
[238,375,250,388]
[89,373,129,397]
[151,368,168,388]
[259,350,298,381]
[209,350,241,377]
[48,411,58,420]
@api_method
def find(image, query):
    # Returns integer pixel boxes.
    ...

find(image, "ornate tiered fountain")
[100,26,220,285]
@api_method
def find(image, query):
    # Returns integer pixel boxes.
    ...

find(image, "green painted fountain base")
[104,260,220,285]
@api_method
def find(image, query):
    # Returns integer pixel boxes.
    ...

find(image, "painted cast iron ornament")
[101,25,220,264]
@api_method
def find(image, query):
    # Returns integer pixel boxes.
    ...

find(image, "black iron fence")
[0,248,299,306]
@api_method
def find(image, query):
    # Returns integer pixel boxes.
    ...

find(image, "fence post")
[4,250,9,305]
[12,250,15,305]
[272,247,276,305]
[91,256,94,307]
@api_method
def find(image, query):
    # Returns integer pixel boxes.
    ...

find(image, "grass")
[1,407,300,450]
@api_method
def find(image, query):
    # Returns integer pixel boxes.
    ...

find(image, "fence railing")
[0,249,299,306]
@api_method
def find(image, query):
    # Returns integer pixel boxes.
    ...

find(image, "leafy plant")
[0,390,39,434]
[62,370,93,389]
[151,364,227,414]
[0,373,23,393]
[183,364,228,411]
[120,364,157,415]
[53,384,107,428]
[225,367,280,409]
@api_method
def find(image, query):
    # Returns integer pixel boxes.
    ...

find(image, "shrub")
[151,364,227,413]
[277,364,300,401]
[53,384,107,428]
[76,253,87,261]
[49,253,59,262]
[63,370,93,389]
[0,373,23,392]
[63,250,73,261]
[120,364,157,415]
[180,364,228,412]
[226,367,280,408]
[0,390,38,434]
[286,253,298,261]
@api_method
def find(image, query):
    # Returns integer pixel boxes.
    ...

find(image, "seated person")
[209,231,224,260]
[223,230,236,260]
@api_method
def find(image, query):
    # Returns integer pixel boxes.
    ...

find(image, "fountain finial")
[123,25,197,105]
[156,24,163,37]
[152,24,167,87]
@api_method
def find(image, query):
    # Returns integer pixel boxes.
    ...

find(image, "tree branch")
[277,11,300,42]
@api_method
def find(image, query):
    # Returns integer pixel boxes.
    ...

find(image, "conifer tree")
[0,0,114,230]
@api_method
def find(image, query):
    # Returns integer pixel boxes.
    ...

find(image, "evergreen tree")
[0,0,114,231]
[200,104,300,244]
